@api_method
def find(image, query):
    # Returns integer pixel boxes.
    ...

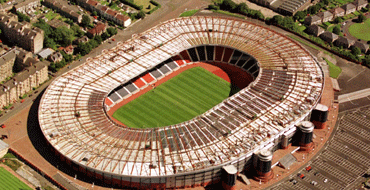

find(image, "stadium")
[38,16,324,189]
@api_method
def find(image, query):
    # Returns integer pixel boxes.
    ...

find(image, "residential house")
[95,6,131,27]
[115,14,131,27]
[48,51,63,62]
[317,11,333,23]
[0,61,48,109]
[0,13,44,53]
[330,7,345,17]
[63,45,74,55]
[85,0,99,12]
[14,0,40,14]
[0,49,16,82]
[341,3,356,15]
[353,0,368,10]
[352,41,369,53]
[97,6,109,16]
[75,0,89,10]
[87,22,106,38]
[306,25,325,37]
[320,31,338,43]
[43,0,82,23]
[16,48,37,68]
[304,15,322,25]
[76,36,89,44]
[106,9,118,21]
[47,19,71,29]
[38,48,54,60]
[334,36,355,48]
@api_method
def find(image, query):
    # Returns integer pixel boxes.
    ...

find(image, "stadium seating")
[38,17,324,181]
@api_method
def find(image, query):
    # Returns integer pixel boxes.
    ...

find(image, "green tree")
[334,16,344,24]
[48,62,58,72]
[219,0,237,11]
[94,35,102,45]
[322,0,330,6]
[87,38,97,49]
[101,32,110,40]
[92,11,98,16]
[107,27,117,36]
[271,15,284,25]
[237,3,248,14]
[351,46,361,56]
[307,4,320,15]
[44,37,57,49]
[363,55,370,66]
[208,4,219,10]
[71,24,84,37]
[332,26,341,35]
[358,13,366,23]
[76,42,92,56]
[254,10,265,20]
[136,10,146,19]
[293,11,306,21]
[53,26,74,46]
[33,19,53,36]
[282,17,295,30]
[60,51,73,63]
[17,11,30,22]
[81,15,91,27]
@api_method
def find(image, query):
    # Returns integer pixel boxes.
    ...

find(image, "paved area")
[338,88,370,103]
[270,106,370,190]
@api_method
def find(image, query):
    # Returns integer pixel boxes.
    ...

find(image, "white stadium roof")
[38,16,324,178]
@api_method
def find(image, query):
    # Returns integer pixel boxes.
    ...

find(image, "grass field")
[0,167,32,190]
[348,18,370,40]
[134,0,155,12]
[324,58,342,79]
[179,9,198,17]
[113,67,239,128]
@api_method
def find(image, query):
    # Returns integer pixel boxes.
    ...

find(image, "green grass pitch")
[348,18,370,41]
[0,167,32,190]
[113,67,239,128]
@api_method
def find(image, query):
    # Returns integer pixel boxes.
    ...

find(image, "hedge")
[147,6,160,14]
[147,0,161,14]
[150,0,161,7]
[120,0,143,10]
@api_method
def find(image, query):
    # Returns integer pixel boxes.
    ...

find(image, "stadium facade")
[38,16,324,189]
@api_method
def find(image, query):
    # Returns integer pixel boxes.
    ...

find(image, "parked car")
[310,181,318,186]
[297,173,305,179]
[306,166,312,172]
[289,179,298,185]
